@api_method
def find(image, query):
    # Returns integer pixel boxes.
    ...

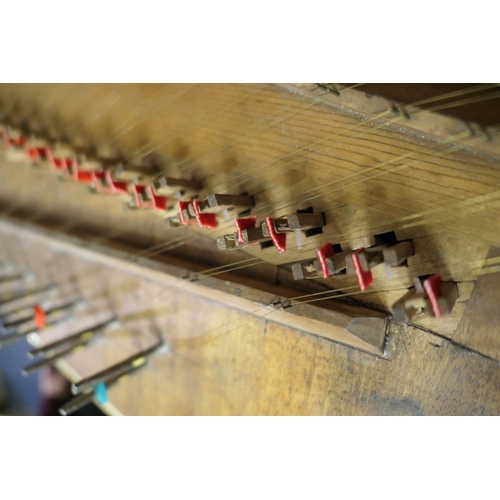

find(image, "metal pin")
[28,318,119,358]
[58,360,148,416]
[23,343,88,375]
[0,284,57,314]
[71,341,165,395]
[0,271,34,286]
[0,300,82,348]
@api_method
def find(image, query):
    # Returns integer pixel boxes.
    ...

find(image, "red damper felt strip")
[265,217,287,253]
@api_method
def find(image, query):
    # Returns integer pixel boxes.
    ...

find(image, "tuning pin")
[346,241,414,290]
[0,284,57,315]
[58,358,148,416]
[28,318,120,357]
[0,271,35,291]
[291,242,347,280]
[392,274,458,322]
[22,319,120,375]
[71,341,166,395]
[0,299,82,348]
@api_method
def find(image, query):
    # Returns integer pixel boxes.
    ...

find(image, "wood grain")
[1,83,499,415]
[1,219,499,415]
[454,246,500,361]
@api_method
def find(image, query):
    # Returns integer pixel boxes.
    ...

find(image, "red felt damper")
[316,242,334,279]
[265,217,287,253]
[44,148,72,172]
[77,170,102,183]
[98,170,129,194]
[351,248,373,291]
[235,217,257,244]
[132,185,168,211]
[25,146,46,162]
[2,131,26,148]
[423,273,443,318]
[193,200,217,229]
[178,201,197,225]
[33,305,46,329]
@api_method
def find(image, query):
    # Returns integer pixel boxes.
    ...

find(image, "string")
[198,84,499,194]
[125,114,498,266]
[127,84,500,255]
[219,89,500,217]
[118,133,500,320]
[0,87,500,332]
[104,84,199,148]
[135,84,266,158]
[172,284,411,351]
[3,83,495,251]
[5,94,494,286]
[167,84,366,173]
[1,98,498,296]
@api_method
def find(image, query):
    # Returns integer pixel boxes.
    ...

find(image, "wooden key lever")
[391,274,458,322]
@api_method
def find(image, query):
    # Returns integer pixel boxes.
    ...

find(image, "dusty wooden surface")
[0,83,499,415]
[454,247,500,361]
[1,224,499,415]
